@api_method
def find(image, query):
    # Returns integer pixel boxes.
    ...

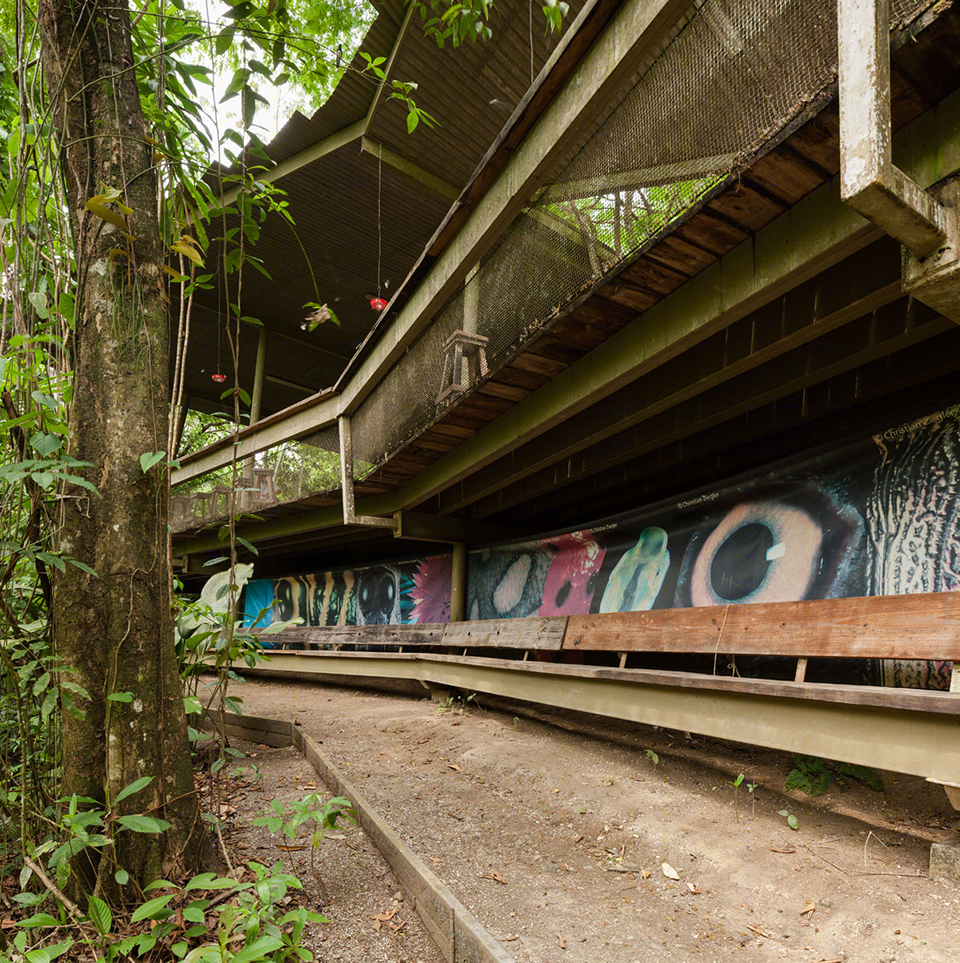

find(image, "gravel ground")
[217,737,445,963]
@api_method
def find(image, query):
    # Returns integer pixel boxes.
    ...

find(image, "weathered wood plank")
[441,617,567,649]
[564,592,960,660]
[271,623,446,648]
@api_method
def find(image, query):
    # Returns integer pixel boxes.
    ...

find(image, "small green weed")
[254,793,356,904]
[434,692,476,715]
[778,808,799,831]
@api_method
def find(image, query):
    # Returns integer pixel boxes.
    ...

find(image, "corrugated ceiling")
[177,0,584,420]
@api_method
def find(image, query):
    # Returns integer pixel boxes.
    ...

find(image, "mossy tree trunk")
[37,0,202,892]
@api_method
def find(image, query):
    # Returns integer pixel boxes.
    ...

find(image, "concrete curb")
[215,710,517,963]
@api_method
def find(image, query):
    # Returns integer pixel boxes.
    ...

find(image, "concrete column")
[244,326,268,482]
[450,541,467,622]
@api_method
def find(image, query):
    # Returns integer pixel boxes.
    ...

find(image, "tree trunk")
[37,0,203,891]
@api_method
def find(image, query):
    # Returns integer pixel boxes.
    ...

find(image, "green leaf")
[17,912,62,928]
[228,935,285,963]
[107,691,134,702]
[29,432,61,457]
[183,945,220,963]
[140,450,166,473]
[114,868,130,886]
[183,694,203,715]
[406,109,419,133]
[114,775,154,806]
[27,291,50,320]
[130,893,174,923]
[87,895,112,936]
[184,872,238,892]
[215,27,235,56]
[68,559,98,577]
[143,878,177,892]
[31,471,54,489]
[116,814,171,834]
[787,814,799,830]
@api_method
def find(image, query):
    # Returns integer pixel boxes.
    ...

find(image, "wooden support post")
[450,541,467,622]
[794,658,808,683]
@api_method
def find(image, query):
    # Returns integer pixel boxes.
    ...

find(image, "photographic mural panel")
[245,405,960,688]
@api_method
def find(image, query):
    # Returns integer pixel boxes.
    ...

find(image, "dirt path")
[229,676,960,963]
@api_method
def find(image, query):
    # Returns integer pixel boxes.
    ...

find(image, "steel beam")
[217,120,365,210]
[339,414,396,530]
[392,87,960,510]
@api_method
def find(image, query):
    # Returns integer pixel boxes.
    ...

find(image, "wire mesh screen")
[352,0,933,473]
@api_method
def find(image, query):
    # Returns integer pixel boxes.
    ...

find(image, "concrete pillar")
[243,326,268,482]
[450,541,467,622]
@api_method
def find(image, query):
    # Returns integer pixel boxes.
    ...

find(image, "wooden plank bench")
[251,591,960,811]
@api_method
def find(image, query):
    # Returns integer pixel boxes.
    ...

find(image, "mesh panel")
[353,0,934,472]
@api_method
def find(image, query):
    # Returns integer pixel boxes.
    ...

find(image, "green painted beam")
[218,120,364,209]
[360,137,459,202]
[243,654,960,786]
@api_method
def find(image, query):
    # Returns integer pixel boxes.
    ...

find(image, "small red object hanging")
[369,297,388,311]
[211,373,227,383]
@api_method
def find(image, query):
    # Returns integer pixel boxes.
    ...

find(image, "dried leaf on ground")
[661,862,680,880]
[478,871,506,884]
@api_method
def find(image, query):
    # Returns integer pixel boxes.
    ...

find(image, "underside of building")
[170,0,960,845]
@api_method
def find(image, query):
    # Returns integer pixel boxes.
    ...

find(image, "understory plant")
[253,794,356,904]
[786,754,884,797]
